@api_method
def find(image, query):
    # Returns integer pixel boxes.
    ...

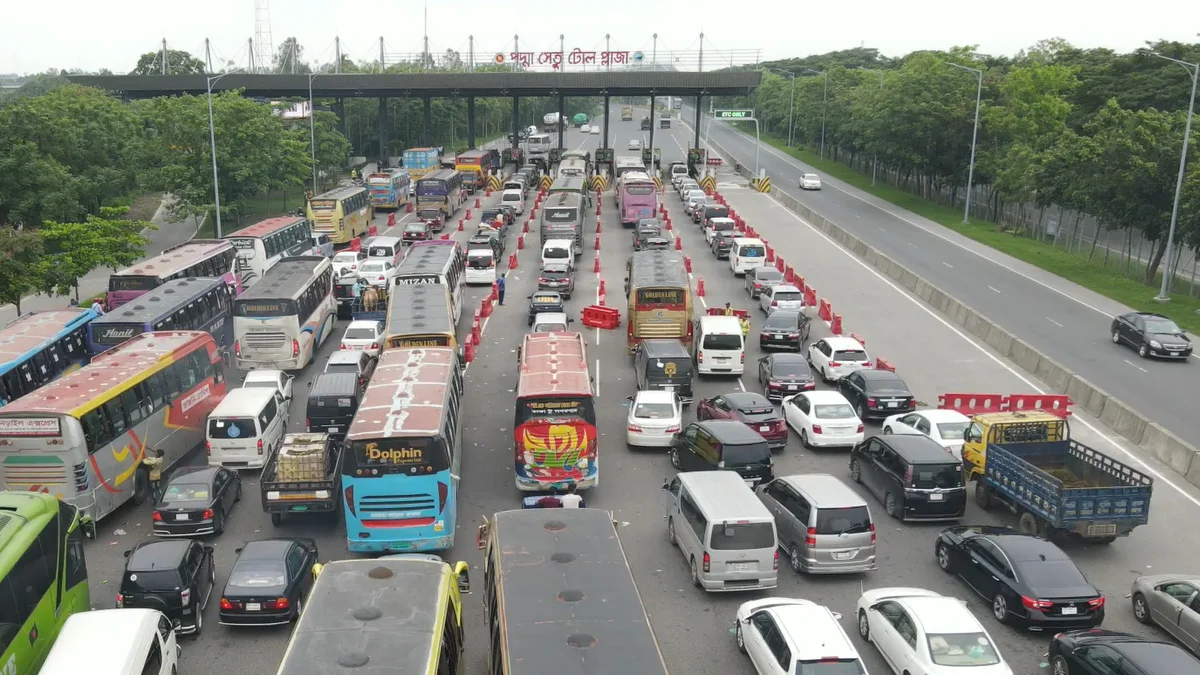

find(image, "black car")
[936,526,1105,630]
[538,264,576,298]
[850,435,966,521]
[746,266,785,299]
[219,538,318,626]
[153,466,242,537]
[670,420,774,486]
[1048,630,1199,675]
[119,539,216,635]
[758,310,811,350]
[633,221,663,250]
[403,221,431,243]
[710,231,738,259]
[757,353,815,400]
[1111,311,1193,359]
[838,369,916,421]
[642,237,671,251]
[527,291,565,325]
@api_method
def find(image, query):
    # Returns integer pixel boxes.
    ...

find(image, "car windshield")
[161,482,210,502]
[937,422,970,440]
[543,249,569,259]
[334,253,360,262]
[534,323,567,332]
[228,560,288,589]
[926,633,1001,667]
[771,363,810,377]
[1145,318,1183,333]
[804,174,819,180]
[343,327,377,340]
[755,269,783,281]
[814,506,872,535]
[404,224,425,232]
[1019,559,1089,589]
[764,314,797,329]
[866,380,910,395]
[833,349,869,361]
[702,334,743,350]
[814,404,856,419]
[633,402,675,419]
[708,521,775,550]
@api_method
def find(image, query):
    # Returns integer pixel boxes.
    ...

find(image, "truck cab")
[962,410,1069,482]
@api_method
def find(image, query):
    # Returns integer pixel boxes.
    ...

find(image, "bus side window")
[102,398,129,437]
[122,389,144,425]
[35,519,61,608]
[163,364,182,399]
[81,408,112,453]
[146,373,167,410]
[10,535,53,622]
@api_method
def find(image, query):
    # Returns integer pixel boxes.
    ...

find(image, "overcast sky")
[4,0,1198,74]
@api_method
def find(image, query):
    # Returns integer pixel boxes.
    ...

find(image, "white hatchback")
[882,409,973,455]
[500,189,525,215]
[759,285,805,314]
[333,250,367,277]
[782,390,864,449]
[807,336,871,382]
[340,320,384,357]
[625,390,682,448]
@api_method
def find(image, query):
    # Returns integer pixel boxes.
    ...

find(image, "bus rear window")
[349,437,448,474]
[108,276,159,292]
[234,300,297,317]
[624,185,655,195]
[516,397,597,426]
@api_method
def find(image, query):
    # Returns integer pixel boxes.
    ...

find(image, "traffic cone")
[598,279,606,297]
[696,277,706,297]
[441,233,450,240]
[406,201,413,213]
[665,219,673,231]
[387,212,396,227]
[523,220,529,234]
[684,256,692,273]
[518,235,525,250]
[596,221,602,234]
[464,340,475,362]
[509,253,519,270]
[594,235,601,251]
[490,282,498,302]
[457,219,464,232]
[472,321,481,346]
[466,209,472,220]
[593,255,600,273]
[481,298,492,318]
[475,197,482,208]
[675,237,682,251]
[596,201,602,216]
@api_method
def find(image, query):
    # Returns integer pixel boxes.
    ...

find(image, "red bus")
[454,149,500,193]
[514,332,597,492]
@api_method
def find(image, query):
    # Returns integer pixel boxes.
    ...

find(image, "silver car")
[757,474,876,575]
[1131,574,1200,653]
[684,193,709,216]
[746,266,785,299]
[760,284,805,314]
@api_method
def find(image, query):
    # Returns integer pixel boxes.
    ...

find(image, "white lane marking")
[988,285,1002,294]
[942,261,954,269]
[1046,317,1063,328]
[595,358,601,397]
[736,378,746,392]
[757,192,1200,509]
[1124,359,1149,373]
[907,242,916,248]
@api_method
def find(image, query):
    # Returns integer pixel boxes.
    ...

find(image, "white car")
[735,598,868,675]
[808,336,871,382]
[759,284,805,314]
[590,126,600,135]
[799,173,822,190]
[704,216,737,244]
[357,260,396,288]
[339,320,385,357]
[628,139,642,150]
[579,125,590,133]
[531,312,573,332]
[625,390,682,448]
[882,409,973,455]
[241,369,294,402]
[856,588,1012,675]
[500,189,525,215]
[332,250,367,277]
[684,193,708,216]
[782,390,864,449]
[677,180,699,197]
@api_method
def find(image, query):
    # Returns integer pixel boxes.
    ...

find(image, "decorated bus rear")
[514,333,597,491]
[626,250,694,350]
[454,149,498,193]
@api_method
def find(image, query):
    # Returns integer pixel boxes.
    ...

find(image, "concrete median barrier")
[1140,423,1199,478]
[1099,396,1149,445]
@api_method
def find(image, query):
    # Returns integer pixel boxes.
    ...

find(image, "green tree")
[0,141,75,226]
[132,49,207,75]
[275,37,309,74]
[39,207,152,300]
[0,228,46,314]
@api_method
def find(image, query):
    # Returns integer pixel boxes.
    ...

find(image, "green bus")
[0,492,89,675]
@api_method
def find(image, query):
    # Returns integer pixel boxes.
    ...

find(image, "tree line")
[717,40,1200,287]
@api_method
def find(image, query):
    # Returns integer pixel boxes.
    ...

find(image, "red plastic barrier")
[875,358,895,372]
[464,340,475,362]
[665,219,673,231]
[472,320,481,346]
[746,226,756,238]
[481,298,493,318]
[347,238,361,252]
[785,266,795,283]
[818,299,832,321]
[766,247,775,263]
[1006,394,1073,417]
[850,332,865,347]
[684,256,692,273]
[794,276,806,294]
[440,233,451,240]
[457,219,464,232]
[594,235,601,251]
[938,393,1006,414]
[387,213,396,227]
[775,257,785,272]
[593,256,601,273]
[517,235,525,250]
[490,282,498,302]
[696,277,706,297]
[485,189,492,198]
[830,313,843,336]
[508,254,519,270]
[368,225,379,237]
[803,287,817,307]
[582,305,620,329]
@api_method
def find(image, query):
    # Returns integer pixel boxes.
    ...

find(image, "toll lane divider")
[706,134,1200,489]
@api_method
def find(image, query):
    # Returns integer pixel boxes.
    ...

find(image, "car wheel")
[690,557,701,588]
[1111,329,1121,344]
[992,593,1010,623]
[884,492,899,519]
[213,508,226,535]
[670,448,682,469]
[1051,655,1071,675]
[789,545,802,574]
[857,610,870,640]
[800,429,812,449]
[1138,341,1149,358]
[850,460,862,483]
[293,599,304,622]
[1132,593,1151,624]
[193,606,203,637]
[856,403,866,420]
[936,542,952,572]
[735,621,746,653]
[668,518,678,546]
[882,426,892,434]
[821,367,831,383]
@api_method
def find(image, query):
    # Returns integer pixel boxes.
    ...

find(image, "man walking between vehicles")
[497,274,506,306]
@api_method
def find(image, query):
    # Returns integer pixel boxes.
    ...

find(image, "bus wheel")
[131,468,152,506]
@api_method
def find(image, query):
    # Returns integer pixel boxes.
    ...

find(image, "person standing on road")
[142,449,165,501]
[497,274,506,306]
[560,484,583,508]
[91,299,105,315]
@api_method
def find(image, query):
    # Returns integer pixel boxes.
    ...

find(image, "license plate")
[774,334,784,339]
[246,603,261,612]
[328,427,339,433]
[1086,523,1117,536]
[759,425,771,432]
[833,551,854,560]
[788,385,798,390]
[730,562,752,572]
[929,493,944,501]
[744,479,758,487]
[175,514,188,521]
[715,357,728,362]
[888,401,899,408]
[352,345,364,350]
[1170,351,1180,355]
[1061,606,1077,615]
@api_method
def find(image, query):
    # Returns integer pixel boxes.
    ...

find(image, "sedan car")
[735,598,867,675]
[590,125,600,135]
[242,369,294,403]
[403,221,432,243]
[757,354,815,400]
[838,369,916,421]
[641,236,671,251]
[684,193,709,216]
[625,390,682,448]
[219,538,318,626]
[798,173,822,190]
[153,465,242,537]
[1111,311,1193,359]
[537,263,576,298]
[628,139,642,150]
[1048,630,1200,675]
[710,230,739,259]
[759,310,812,350]
[357,260,396,288]
[696,392,787,449]
[677,180,699,197]
[1131,574,1200,653]
[339,320,385,357]
[782,390,864,449]
[934,526,1105,630]
[746,266,785,299]
[808,336,872,382]
[856,587,1012,675]
[531,312,573,332]
[633,220,663,249]
[883,409,972,455]
[332,250,367,277]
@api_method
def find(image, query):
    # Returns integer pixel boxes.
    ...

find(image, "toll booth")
[687,148,708,179]
[595,148,615,177]
[501,147,524,167]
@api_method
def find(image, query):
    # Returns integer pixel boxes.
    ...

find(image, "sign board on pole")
[715,110,754,119]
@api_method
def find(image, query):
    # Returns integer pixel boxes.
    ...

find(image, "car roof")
[765,310,802,321]
[779,474,866,508]
[243,369,283,381]
[211,386,278,413]
[897,596,982,634]
[128,539,190,570]
[326,350,364,365]
[803,390,853,405]
[916,409,971,423]
[824,336,866,349]
[754,266,783,276]
[1111,641,1198,669]
[347,319,381,329]
[1129,311,1170,320]
[980,531,1071,562]
[239,538,298,560]
[724,392,772,409]
[634,390,677,404]
[641,339,690,356]
[880,434,958,463]
[698,419,766,442]
[772,285,802,293]
[858,369,905,383]
[772,603,857,660]
[170,465,220,482]
[768,353,808,365]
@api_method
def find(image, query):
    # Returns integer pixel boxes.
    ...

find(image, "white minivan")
[541,239,574,269]
[695,315,746,375]
[501,189,525,215]
[365,235,404,265]
[206,387,290,469]
[466,247,499,284]
[729,238,767,276]
[41,608,179,675]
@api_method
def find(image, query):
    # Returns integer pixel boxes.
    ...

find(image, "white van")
[41,608,179,675]
[696,315,746,375]
[503,178,524,194]
[729,238,767,276]
[365,236,404,265]
[466,247,499,284]
[541,239,574,269]
[500,189,525,215]
[206,387,290,469]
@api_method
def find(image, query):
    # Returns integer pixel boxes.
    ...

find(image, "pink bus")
[617,171,658,225]
[107,239,241,309]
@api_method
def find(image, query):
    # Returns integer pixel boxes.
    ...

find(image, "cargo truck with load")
[259,432,343,526]
[944,392,1153,543]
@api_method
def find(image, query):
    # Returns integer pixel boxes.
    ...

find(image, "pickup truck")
[974,438,1153,543]
[260,432,343,526]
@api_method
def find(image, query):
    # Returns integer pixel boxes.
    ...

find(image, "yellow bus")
[306,186,374,245]
[624,249,694,351]
[277,555,470,675]
[384,284,459,351]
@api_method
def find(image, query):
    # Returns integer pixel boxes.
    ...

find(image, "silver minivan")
[757,473,876,575]
[663,471,779,592]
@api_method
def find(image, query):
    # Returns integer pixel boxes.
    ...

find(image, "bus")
[614,156,646,180]
[107,240,240,310]
[367,169,412,210]
[0,492,90,675]
[415,170,465,217]
[276,555,470,675]
[455,149,500,193]
[625,250,695,350]
[86,277,235,357]
[343,347,464,553]
[618,171,658,225]
[0,309,97,408]
[539,193,584,256]
[0,331,227,522]
[384,285,458,351]
[233,256,336,371]
[547,176,588,199]
[477,509,669,675]
[403,147,442,180]
[306,186,373,246]
[514,332,596,491]
[392,240,467,324]
[556,157,588,180]
[224,216,313,287]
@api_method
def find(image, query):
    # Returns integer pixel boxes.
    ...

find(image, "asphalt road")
[681,104,1200,463]
[78,109,1200,675]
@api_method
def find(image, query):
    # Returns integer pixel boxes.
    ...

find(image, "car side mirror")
[234,547,244,555]
[567,317,574,324]
[123,549,132,558]
[662,480,670,491]
[454,561,472,594]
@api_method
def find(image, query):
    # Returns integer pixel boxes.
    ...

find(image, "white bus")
[557,157,588,180]
[224,216,313,287]
[614,156,646,179]
[233,256,336,371]
[392,240,467,324]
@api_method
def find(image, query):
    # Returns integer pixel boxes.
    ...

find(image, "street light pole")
[949,62,983,224]
[308,72,320,194]
[856,67,885,185]
[800,68,827,158]
[1151,53,1199,301]
[206,73,229,238]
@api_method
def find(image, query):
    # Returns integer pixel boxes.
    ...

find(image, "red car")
[696,392,787,449]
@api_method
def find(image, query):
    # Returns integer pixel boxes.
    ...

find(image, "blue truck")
[974,438,1152,544]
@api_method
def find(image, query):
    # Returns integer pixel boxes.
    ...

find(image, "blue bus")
[343,346,464,553]
[0,308,97,408]
[86,277,235,357]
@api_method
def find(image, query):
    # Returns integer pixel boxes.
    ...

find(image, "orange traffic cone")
[696,277,706,297]
[593,255,600,273]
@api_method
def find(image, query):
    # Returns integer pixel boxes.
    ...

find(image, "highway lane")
[679,105,1200,463]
